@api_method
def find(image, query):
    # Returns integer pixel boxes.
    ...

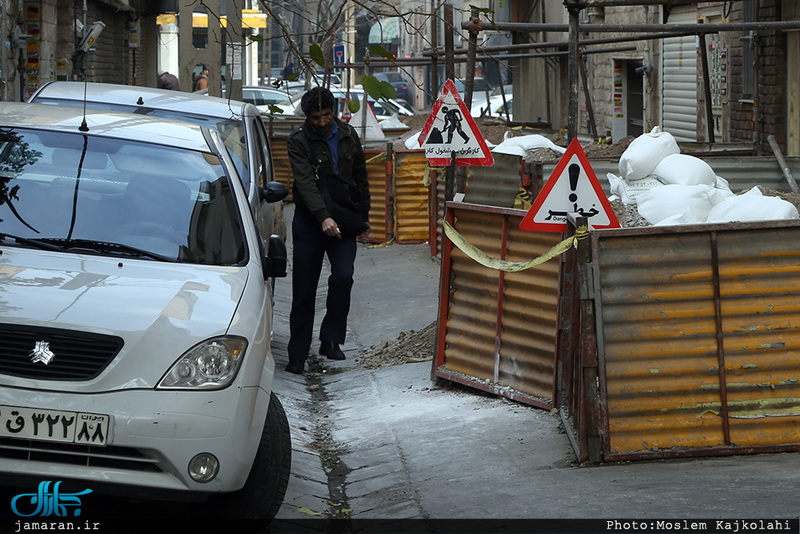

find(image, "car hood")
[0,248,248,391]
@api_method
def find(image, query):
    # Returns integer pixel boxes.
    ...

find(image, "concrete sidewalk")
[267,206,800,534]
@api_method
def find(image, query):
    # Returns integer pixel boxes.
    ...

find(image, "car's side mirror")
[263,235,287,279]
[259,181,289,204]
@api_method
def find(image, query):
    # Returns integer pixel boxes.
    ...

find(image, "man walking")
[285,87,371,374]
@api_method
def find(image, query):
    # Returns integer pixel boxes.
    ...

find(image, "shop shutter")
[661,6,698,141]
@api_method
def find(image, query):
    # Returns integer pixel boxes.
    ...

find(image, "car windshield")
[0,127,245,265]
[29,99,250,193]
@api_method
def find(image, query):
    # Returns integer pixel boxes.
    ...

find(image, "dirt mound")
[357,322,436,369]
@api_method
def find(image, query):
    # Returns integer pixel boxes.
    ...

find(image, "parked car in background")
[240,86,294,112]
[446,77,495,111]
[272,87,414,122]
[471,90,514,121]
[0,102,291,526]
[374,71,411,104]
[28,82,287,272]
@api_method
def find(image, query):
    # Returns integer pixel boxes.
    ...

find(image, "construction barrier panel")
[363,147,393,244]
[394,150,430,244]
[562,218,800,463]
[433,203,562,409]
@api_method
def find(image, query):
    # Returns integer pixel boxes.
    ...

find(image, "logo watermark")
[10,481,100,532]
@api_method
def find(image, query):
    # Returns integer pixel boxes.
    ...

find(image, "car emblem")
[30,341,56,365]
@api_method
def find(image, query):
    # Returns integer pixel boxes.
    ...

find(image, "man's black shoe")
[320,341,346,360]
[285,362,305,374]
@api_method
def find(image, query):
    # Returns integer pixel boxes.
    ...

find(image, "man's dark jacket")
[287,117,370,224]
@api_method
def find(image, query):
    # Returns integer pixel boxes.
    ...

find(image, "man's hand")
[322,217,341,239]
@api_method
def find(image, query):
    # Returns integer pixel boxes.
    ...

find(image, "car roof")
[0,102,214,152]
[30,81,258,121]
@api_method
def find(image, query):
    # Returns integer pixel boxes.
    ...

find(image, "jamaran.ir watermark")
[606,519,796,533]
[10,480,100,532]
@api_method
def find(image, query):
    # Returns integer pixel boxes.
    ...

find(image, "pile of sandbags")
[608,127,799,225]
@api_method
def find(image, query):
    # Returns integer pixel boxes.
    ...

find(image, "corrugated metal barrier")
[364,147,392,244]
[464,153,525,208]
[434,203,562,408]
[394,150,430,243]
[563,218,800,463]
[267,118,302,201]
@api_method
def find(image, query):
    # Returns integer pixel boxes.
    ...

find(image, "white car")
[0,103,291,525]
[239,86,295,113]
[272,88,414,121]
[28,82,287,249]
[471,93,514,121]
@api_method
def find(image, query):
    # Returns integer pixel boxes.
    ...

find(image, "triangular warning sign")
[418,79,494,166]
[520,138,620,233]
[348,101,385,140]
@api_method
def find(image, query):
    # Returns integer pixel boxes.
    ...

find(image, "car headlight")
[157,337,247,390]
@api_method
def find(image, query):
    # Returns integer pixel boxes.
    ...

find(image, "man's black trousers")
[287,210,357,365]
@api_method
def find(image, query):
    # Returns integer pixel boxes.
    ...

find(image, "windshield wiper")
[40,238,174,262]
[0,232,60,251]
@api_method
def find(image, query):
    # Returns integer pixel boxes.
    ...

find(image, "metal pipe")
[335,46,639,70]
[583,0,724,6]
[699,33,715,144]
[424,30,715,56]
[464,8,478,108]
[567,4,580,141]
[0,0,5,100]
[464,20,800,34]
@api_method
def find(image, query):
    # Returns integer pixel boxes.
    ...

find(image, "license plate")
[0,405,109,446]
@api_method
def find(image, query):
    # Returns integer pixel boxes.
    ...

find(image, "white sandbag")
[715,175,734,194]
[636,184,719,225]
[654,207,705,226]
[405,131,422,150]
[493,134,566,158]
[649,153,717,186]
[608,173,664,205]
[706,186,800,223]
[618,126,680,181]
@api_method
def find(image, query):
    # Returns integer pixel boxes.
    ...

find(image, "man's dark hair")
[301,87,336,117]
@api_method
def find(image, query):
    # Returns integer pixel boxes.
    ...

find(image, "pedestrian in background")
[193,66,209,92]
[285,87,371,375]
[157,69,179,91]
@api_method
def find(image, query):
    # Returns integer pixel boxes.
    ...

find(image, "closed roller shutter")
[661,6,698,141]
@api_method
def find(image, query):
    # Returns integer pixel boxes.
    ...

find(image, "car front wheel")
[204,392,292,529]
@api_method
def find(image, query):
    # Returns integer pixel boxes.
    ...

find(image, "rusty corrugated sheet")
[463,153,523,208]
[395,151,429,243]
[594,221,800,459]
[364,148,391,244]
[716,226,800,446]
[436,204,561,406]
[269,136,295,201]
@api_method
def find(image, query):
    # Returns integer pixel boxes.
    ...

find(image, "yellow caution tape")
[513,186,533,210]
[423,165,445,187]
[365,152,387,164]
[443,221,589,272]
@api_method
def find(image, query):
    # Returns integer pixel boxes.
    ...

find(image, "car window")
[252,117,274,188]
[242,89,263,106]
[243,89,288,106]
[0,128,245,265]
[28,98,250,193]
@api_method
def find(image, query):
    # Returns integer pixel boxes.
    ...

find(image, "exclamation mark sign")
[568,163,580,205]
